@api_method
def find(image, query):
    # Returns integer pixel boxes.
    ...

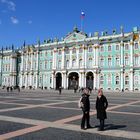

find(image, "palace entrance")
[68,72,79,89]
[55,73,62,89]
[86,72,94,89]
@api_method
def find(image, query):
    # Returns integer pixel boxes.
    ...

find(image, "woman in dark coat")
[96,89,108,131]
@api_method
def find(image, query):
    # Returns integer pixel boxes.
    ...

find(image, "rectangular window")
[100,46,104,52]
[134,76,139,85]
[116,45,119,51]
[116,58,120,66]
[100,58,104,66]
[125,57,129,65]
[135,43,138,49]
[125,44,129,50]
[108,46,111,51]
[108,58,112,66]
[134,56,139,66]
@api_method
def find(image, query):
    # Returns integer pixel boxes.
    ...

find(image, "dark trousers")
[81,111,90,128]
[100,119,104,130]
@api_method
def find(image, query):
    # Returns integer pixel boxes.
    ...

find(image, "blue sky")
[0,0,140,48]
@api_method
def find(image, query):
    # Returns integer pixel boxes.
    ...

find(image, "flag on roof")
[81,11,85,19]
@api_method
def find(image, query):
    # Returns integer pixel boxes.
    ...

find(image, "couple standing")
[80,88,108,131]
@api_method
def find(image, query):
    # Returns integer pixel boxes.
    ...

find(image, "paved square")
[0,89,140,140]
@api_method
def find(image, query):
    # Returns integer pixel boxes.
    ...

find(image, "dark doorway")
[68,72,79,89]
[56,73,62,89]
[86,72,94,89]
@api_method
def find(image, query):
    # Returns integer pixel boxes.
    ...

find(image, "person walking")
[80,88,92,130]
[58,86,62,95]
[96,89,108,131]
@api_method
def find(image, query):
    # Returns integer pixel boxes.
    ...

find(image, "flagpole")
[80,11,85,32]
[81,18,83,32]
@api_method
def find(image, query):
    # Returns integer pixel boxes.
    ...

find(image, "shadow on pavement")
[104,124,127,130]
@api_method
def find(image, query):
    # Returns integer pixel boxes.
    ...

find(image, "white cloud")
[11,16,19,24]
[28,20,32,24]
[1,0,16,11]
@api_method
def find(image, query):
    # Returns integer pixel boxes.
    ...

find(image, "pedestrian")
[80,88,92,130]
[59,86,62,95]
[74,85,77,93]
[18,86,20,92]
[7,86,9,92]
[96,89,108,131]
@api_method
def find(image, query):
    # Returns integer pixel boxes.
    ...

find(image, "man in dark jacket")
[80,88,92,130]
[96,89,108,131]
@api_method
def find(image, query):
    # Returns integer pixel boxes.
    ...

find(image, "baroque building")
[0,26,140,91]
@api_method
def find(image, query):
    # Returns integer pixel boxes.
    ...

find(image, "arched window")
[134,76,139,85]
[116,76,119,85]
[58,49,61,55]
[66,60,69,68]
[65,47,69,54]
[88,46,93,52]
[88,58,92,67]
[72,59,76,67]
[79,59,83,67]
[108,45,111,51]
[125,56,129,65]
[100,58,104,66]
[79,47,83,53]
[116,45,119,50]
[40,62,42,70]
[116,57,120,66]
[72,48,76,54]
[108,75,112,84]
[58,60,61,68]
[34,76,36,84]
[45,61,47,69]
[134,56,139,66]
[125,44,129,50]
[125,76,129,85]
[108,58,112,66]
[100,46,104,52]
[100,76,104,85]
[135,43,138,49]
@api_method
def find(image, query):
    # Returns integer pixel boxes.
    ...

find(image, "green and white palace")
[0,26,140,91]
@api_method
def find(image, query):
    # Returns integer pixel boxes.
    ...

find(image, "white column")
[31,53,33,70]
[51,73,54,88]
[10,56,13,72]
[120,41,124,66]
[69,49,72,68]
[25,74,28,88]
[76,49,79,68]
[96,73,99,89]
[21,54,24,71]
[35,74,38,88]
[63,72,67,89]
[130,70,134,91]
[36,51,39,71]
[94,72,97,89]
[61,48,65,69]
[130,40,133,67]
[66,75,68,89]
[83,72,86,87]
[96,46,99,66]
[20,75,23,87]
[84,47,87,68]
[52,49,57,69]
[120,71,124,91]
[93,46,96,66]
[79,72,82,88]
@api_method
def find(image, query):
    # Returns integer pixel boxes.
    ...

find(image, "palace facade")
[0,26,140,91]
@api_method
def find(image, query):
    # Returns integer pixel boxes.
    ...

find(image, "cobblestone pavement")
[0,89,140,140]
